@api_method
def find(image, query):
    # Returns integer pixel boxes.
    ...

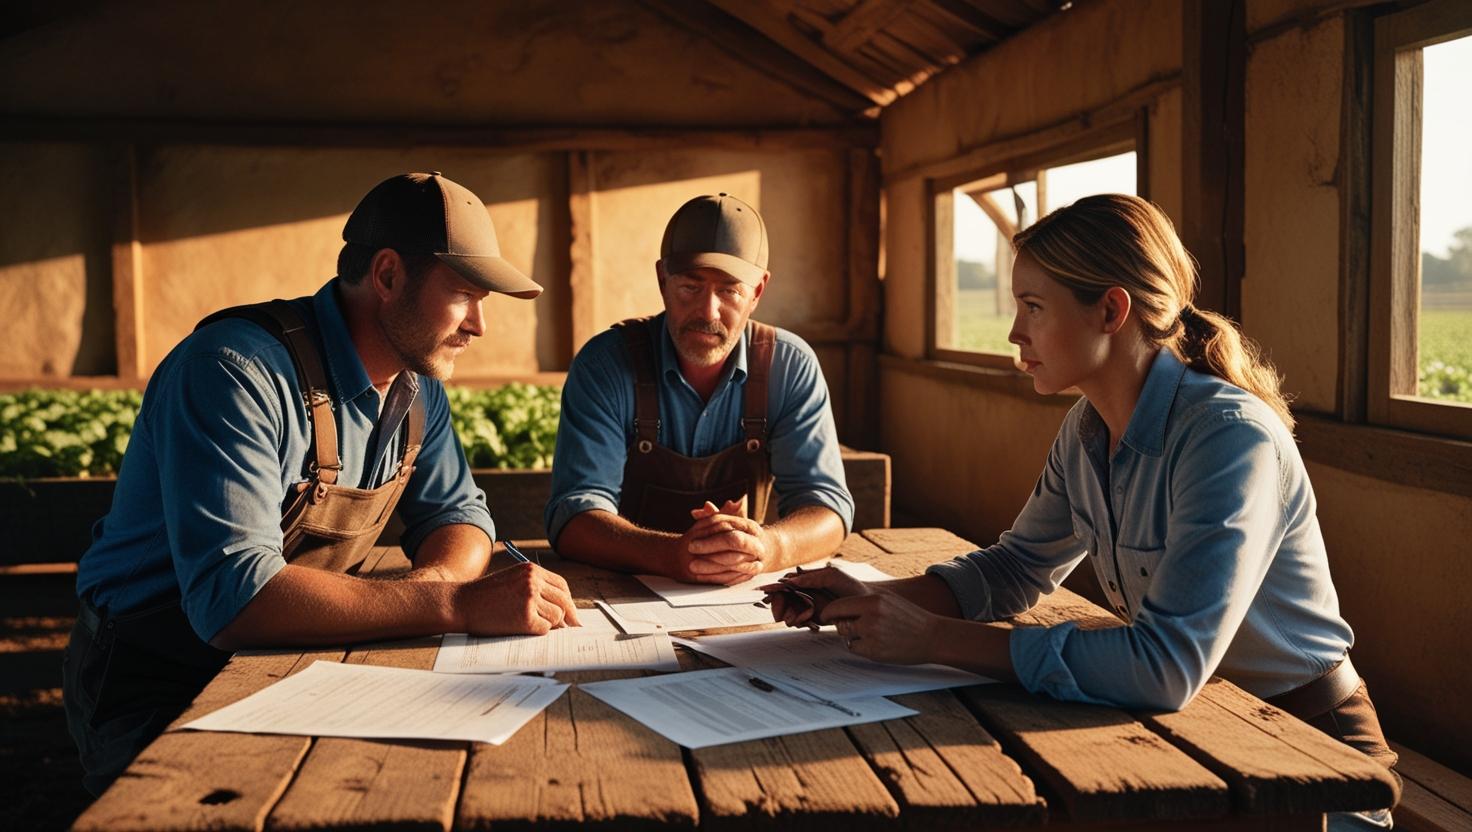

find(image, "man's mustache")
[681,321,728,338]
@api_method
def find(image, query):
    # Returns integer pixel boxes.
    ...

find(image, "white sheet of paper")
[179,660,565,744]
[674,628,991,700]
[596,599,778,634]
[570,606,621,634]
[434,628,680,674]
[578,666,917,749]
[634,558,896,607]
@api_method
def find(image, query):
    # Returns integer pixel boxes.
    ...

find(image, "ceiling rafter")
[638,0,880,116]
[702,0,897,108]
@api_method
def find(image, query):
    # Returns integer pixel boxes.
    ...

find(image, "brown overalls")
[613,316,777,532]
[64,298,424,795]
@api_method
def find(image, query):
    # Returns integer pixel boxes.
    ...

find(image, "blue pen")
[502,540,532,564]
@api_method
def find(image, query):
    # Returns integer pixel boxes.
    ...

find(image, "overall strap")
[613,317,660,455]
[741,320,777,453]
[196,300,342,485]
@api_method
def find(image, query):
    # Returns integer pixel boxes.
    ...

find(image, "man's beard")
[381,289,466,380]
[673,319,739,367]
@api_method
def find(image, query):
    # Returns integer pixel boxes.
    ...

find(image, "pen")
[746,675,861,718]
[502,540,532,564]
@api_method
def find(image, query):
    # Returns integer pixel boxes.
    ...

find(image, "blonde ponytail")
[1014,194,1294,431]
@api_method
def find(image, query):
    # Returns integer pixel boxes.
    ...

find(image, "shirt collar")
[311,279,378,405]
[1079,348,1188,459]
[654,312,749,392]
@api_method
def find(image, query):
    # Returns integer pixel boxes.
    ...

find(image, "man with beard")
[65,172,580,796]
[546,193,853,584]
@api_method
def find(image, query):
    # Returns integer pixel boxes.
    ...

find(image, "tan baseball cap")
[342,172,543,299]
[659,193,769,285]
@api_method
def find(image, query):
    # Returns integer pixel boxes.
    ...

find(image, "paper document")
[579,666,916,749]
[435,628,680,674]
[179,660,565,745]
[675,628,991,700]
[597,599,778,634]
[635,558,897,607]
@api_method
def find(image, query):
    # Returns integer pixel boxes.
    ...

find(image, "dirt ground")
[1,573,92,830]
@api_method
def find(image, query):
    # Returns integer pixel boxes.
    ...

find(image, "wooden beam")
[700,0,895,107]
[825,0,912,54]
[926,0,1014,42]
[885,73,1180,183]
[1337,10,1374,422]
[1296,414,1472,500]
[637,0,879,114]
[1181,0,1245,319]
[567,152,599,355]
[2,118,878,150]
[845,147,881,448]
[110,144,145,380]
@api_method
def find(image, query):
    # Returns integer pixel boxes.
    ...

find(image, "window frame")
[926,118,1147,370]
[1368,0,1472,438]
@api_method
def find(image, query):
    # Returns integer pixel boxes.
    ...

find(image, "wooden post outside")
[1182,0,1245,319]
[111,144,145,379]
[568,150,598,355]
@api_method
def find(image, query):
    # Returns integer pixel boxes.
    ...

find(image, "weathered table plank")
[72,647,343,832]
[960,683,1231,824]
[1140,679,1399,816]
[691,729,901,832]
[846,689,1047,829]
[267,637,464,831]
[456,670,700,830]
[861,527,977,557]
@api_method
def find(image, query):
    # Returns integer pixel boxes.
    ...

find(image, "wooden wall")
[0,1,880,442]
[877,0,1472,772]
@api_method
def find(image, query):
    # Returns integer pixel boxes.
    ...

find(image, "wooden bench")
[1390,742,1472,832]
[72,528,1396,831]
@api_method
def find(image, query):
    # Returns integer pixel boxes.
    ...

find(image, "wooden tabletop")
[75,529,1397,831]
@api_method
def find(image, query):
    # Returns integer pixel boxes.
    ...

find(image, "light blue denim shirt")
[76,279,496,642]
[928,349,1354,710]
[545,313,854,546]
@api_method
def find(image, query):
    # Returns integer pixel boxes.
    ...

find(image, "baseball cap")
[342,171,543,299]
[659,193,769,286]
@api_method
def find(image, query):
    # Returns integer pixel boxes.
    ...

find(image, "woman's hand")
[760,564,873,629]
[824,592,943,665]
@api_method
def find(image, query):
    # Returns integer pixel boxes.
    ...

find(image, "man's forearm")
[763,504,847,571]
[555,510,680,575]
[395,523,493,582]
[209,564,459,650]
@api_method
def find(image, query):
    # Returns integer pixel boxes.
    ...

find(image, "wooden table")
[75,529,1397,831]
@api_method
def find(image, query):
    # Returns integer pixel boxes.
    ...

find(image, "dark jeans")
[62,599,227,796]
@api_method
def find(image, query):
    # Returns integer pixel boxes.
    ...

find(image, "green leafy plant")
[0,384,564,479]
[0,389,142,478]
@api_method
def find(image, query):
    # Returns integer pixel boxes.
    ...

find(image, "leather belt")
[1265,655,1363,721]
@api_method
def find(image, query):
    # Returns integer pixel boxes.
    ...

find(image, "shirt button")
[1139,567,1149,577]
[1108,580,1117,591]
[1116,605,1127,615]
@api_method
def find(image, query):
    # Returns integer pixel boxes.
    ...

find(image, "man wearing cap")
[64,172,580,795]
[547,193,854,584]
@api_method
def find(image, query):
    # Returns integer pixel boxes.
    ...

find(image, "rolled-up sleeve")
[1010,410,1288,711]
[396,381,496,555]
[152,351,291,643]
[926,425,1086,621]
[545,334,630,546]
[767,339,854,531]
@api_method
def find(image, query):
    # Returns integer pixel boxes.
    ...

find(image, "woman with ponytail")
[772,194,1397,828]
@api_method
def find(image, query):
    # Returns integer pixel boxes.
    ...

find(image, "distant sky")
[1421,34,1472,258]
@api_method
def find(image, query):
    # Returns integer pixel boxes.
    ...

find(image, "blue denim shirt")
[545,313,854,546]
[76,280,496,642]
[928,349,1354,710]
